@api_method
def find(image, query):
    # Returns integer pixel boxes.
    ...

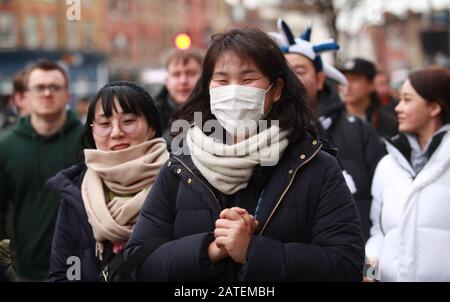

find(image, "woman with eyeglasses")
[124,28,365,281]
[46,81,169,281]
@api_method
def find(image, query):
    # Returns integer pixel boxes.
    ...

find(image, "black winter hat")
[339,58,376,81]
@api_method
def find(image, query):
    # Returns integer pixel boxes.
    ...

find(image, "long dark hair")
[173,28,316,142]
[82,81,162,149]
[408,67,450,125]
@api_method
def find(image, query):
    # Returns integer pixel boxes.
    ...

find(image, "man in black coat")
[277,20,385,240]
[154,48,203,149]
[315,80,385,240]
[340,58,398,139]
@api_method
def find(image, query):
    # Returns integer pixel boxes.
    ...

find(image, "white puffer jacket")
[366,129,450,281]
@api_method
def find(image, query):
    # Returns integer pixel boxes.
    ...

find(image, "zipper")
[258,144,323,235]
[172,155,222,213]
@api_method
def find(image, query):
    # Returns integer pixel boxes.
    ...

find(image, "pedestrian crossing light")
[174,33,192,50]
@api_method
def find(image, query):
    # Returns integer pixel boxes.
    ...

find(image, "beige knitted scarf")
[186,125,289,195]
[81,138,169,259]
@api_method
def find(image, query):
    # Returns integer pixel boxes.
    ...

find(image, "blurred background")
[0,0,449,107]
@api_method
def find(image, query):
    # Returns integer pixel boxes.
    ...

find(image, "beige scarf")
[81,138,169,258]
[186,125,289,195]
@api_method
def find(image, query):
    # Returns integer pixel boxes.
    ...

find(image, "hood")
[46,163,88,218]
[155,86,177,110]
[47,162,86,194]
[47,163,95,242]
[316,81,345,118]
[384,128,450,178]
[13,110,83,191]
[14,109,81,139]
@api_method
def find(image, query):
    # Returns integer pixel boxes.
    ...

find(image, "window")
[0,12,16,48]
[83,21,94,51]
[24,15,39,49]
[43,16,56,49]
[109,0,120,12]
[121,0,132,19]
[113,32,128,52]
[66,21,80,50]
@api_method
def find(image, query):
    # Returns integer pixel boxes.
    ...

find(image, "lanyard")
[254,189,265,220]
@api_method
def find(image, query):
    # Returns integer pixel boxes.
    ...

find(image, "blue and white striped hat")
[270,19,348,86]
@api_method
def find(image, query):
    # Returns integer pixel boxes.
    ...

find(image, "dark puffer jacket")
[125,134,365,281]
[366,93,399,139]
[154,87,177,150]
[46,164,100,281]
[317,83,385,240]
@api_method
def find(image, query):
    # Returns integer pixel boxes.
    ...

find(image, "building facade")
[0,0,237,87]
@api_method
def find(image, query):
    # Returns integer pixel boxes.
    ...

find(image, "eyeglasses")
[90,115,140,137]
[28,84,65,94]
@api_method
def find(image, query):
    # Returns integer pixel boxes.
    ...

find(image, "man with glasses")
[0,59,83,281]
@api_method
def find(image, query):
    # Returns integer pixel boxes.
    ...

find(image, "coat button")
[176,169,182,174]
[288,170,294,175]
[312,140,318,145]
[300,154,306,160]
[187,178,192,184]
[167,161,172,167]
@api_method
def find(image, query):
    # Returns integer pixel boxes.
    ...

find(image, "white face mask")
[210,84,274,139]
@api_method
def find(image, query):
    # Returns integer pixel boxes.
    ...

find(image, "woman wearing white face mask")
[208,82,274,142]
[125,28,365,281]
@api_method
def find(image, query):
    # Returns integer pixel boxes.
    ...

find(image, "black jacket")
[154,87,177,149]
[367,93,398,139]
[125,134,365,281]
[317,83,385,240]
[46,164,100,281]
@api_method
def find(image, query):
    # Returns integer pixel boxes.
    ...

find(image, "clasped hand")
[208,207,259,264]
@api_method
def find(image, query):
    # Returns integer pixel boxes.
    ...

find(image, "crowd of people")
[0,19,450,282]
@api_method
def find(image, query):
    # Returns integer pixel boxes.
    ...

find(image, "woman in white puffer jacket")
[366,67,450,282]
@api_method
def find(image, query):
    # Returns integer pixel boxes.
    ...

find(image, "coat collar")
[385,128,450,178]
[46,163,90,222]
[168,134,325,230]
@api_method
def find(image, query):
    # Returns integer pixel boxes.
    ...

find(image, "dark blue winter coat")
[125,135,365,281]
[46,164,100,281]
[317,82,386,240]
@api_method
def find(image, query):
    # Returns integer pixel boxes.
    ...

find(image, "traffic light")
[174,33,192,50]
